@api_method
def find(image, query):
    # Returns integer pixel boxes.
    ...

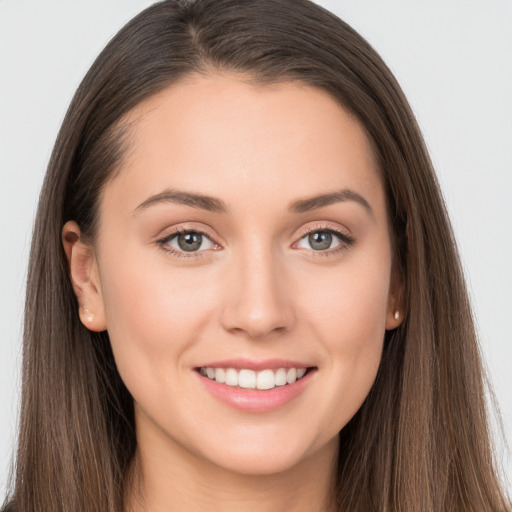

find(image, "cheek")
[310,274,388,381]
[298,252,391,427]
[304,251,391,348]
[97,248,219,381]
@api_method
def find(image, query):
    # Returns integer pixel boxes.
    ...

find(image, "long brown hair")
[5,0,510,510]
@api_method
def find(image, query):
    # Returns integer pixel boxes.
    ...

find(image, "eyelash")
[294,224,355,257]
[156,227,218,259]
[156,224,355,259]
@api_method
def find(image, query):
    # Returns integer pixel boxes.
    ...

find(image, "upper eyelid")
[294,226,352,250]
[159,222,348,241]
[157,222,352,252]
[156,227,219,259]
[295,222,352,240]
[157,224,217,241]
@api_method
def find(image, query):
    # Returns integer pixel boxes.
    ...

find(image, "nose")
[220,242,296,340]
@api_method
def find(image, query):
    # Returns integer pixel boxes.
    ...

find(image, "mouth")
[194,361,317,413]
[196,366,312,390]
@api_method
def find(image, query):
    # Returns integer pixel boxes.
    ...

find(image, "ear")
[385,261,405,331]
[62,221,107,332]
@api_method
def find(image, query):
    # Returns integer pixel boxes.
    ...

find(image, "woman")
[2,0,510,510]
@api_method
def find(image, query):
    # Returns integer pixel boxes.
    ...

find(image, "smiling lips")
[199,366,308,390]
[195,360,316,412]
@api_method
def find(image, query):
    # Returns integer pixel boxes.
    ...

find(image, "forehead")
[101,73,386,222]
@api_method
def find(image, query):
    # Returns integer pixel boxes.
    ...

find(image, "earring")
[394,310,400,320]
[82,309,94,322]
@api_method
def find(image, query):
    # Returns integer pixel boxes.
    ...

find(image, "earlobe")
[385,264,405,331]
[385,304,404,331]
[386,310,402,331]
[62,221,107,332]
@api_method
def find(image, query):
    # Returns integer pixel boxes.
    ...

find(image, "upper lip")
[195,358,315,371]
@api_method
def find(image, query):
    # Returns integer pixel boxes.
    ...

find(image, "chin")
[207,450,310,476]
[192,429,338,477]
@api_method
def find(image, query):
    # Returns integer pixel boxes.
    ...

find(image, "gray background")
[1,0,511,495]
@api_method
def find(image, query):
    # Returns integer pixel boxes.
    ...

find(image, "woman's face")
[68,73,402,476]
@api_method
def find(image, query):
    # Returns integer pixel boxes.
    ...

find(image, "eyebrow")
[134,189,230,213]
[289,189,373,215]
[134,187,373,216]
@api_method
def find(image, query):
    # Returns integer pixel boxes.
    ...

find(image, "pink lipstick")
[194,359,317,413]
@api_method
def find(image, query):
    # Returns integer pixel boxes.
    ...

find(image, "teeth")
[275,368,287,386]
[286,368,297,384]
[225,368,238,386]
[257,369,275,390]
[239,369,256,389]
[199,366,309,390]
[214,368,226,384]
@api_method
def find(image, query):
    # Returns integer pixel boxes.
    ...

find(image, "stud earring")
[394,310,400,320]
[82,309,94,322]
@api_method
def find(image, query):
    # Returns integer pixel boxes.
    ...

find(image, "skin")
[63,73,403,512]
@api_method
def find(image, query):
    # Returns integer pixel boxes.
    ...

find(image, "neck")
[125,434,339,512]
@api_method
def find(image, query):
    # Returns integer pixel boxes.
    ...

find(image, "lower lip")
[195,369,316,413]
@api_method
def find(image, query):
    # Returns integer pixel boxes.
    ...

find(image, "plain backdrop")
[1,0,511,496]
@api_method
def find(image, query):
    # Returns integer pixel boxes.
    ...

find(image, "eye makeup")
[156,222,355,260]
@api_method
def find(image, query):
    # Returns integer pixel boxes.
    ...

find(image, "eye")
[158,229,219,255]
[295,228,353,253]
